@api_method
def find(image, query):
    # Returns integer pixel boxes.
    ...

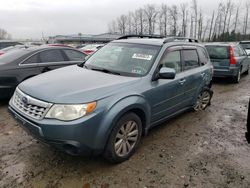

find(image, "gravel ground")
[0,74,250,188]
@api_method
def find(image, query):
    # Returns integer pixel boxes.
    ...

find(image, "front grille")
[11,88,52,120]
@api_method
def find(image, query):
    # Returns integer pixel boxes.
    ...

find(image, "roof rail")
[117,34,164,40]
[163,37,199,43]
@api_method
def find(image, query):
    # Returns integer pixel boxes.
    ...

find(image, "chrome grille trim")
[10,87,52,120]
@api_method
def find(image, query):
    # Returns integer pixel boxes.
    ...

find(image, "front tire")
[104,113,142,163]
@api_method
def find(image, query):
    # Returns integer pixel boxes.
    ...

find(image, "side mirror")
[159,67,176,79]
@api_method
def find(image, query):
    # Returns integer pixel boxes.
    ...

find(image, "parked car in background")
[0,46,87,99]
[0,45,34,56]
[9,36,213,163]
[205,43,249,83]
[239,41,250,56]
[0,40,23,50]
[80,44,104,55]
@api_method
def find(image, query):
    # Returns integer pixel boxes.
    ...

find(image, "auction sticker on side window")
[132,53,152,60]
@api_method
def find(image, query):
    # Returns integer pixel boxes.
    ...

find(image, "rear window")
[205,46,229,59]
[0,49,28,64]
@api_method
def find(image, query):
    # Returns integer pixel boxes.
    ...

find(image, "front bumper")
[213,67,239,78]
[8,106,104,156]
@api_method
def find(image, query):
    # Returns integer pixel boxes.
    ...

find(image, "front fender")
[93,95,151,150]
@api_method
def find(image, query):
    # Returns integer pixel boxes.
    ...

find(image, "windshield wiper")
[90,67,120,75]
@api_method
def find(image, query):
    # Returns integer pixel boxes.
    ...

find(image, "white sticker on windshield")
[132,53,152,61]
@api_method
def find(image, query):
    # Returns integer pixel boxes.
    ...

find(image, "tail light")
[229,46,236,65]
[0,51,4,56]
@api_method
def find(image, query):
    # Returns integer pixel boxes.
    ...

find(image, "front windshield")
[84,42,161,77]
[241,43,250,49]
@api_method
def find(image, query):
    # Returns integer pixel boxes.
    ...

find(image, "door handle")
[179,79,186,85]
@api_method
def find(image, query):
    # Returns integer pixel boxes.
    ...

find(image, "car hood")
[18,65,141,103]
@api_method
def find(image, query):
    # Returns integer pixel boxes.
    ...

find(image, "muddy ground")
[0,74,250,188]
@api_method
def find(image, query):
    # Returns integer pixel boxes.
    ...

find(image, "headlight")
[45,102,96,121]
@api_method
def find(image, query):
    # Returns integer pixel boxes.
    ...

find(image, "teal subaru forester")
[9,36,213,163]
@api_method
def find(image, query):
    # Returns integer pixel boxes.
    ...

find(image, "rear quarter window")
[205,46,229,59]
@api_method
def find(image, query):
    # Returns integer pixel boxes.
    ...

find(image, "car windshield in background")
[205,46,229,59]
[84,42,161,77]
[0,49,28,64]
[240,43,250,49]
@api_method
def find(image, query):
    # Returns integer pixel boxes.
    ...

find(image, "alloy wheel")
[194,91,211,111]
[114,120,139,157]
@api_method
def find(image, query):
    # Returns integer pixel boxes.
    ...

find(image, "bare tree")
[221,0,232,39]
[108,20,117,34]
[233,5,239,32]
[191,0,198,38]
[131,11,139,34]
[197,9,203,40]
[137,8,144,35]
[159,4,168,36]
[226,2,234,32]
[208,11,215,41]
[190,15,194,38]
[169,5,178,36]
[243,2,249,36]
[0,28,10,39]
[202,19,210,41]
[117,15,127,34]
[144,4,158,35]
[180,3,188,37]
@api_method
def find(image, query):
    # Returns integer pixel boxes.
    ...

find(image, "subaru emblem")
[22,96,29,105]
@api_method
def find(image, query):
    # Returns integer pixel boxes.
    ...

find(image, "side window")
[63,49,87,61]
[182,49,199,70]
[23,54,39,64]
[197,47,209,65]
[160,50,181,73]
[39,50,64,63]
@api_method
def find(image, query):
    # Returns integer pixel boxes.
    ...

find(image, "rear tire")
[104,113,142,163]
[193,88,213,111]
[232,68,241,83]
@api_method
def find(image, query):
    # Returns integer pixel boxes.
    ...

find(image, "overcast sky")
[0,0,246,39]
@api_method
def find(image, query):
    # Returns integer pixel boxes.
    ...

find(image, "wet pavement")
[0,74,250,188]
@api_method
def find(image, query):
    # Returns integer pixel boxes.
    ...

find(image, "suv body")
[205,43,249,82]
[0,46,87,99]
[9,37,213,162]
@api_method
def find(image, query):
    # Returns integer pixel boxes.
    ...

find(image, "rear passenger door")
[149,47,188,123]
[180,46,208,106]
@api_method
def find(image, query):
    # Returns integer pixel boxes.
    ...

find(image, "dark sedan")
[0,46,87,99]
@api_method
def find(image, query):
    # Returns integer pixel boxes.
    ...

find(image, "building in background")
[48,33,122,45]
